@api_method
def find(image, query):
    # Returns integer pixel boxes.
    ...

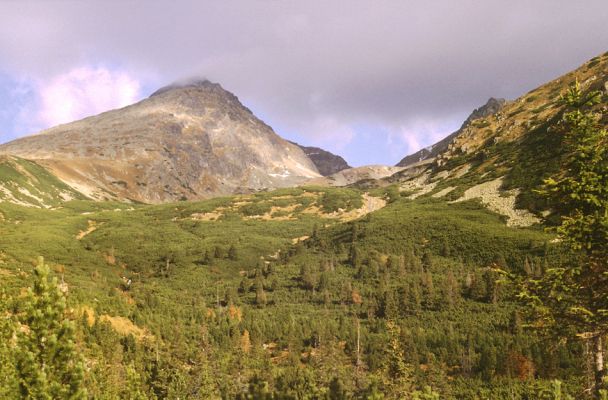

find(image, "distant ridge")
[288,141,351,176]
[396,98,506,167]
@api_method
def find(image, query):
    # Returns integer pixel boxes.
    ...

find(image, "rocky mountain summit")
[288,141,351,176]
[396,97,507,167]
[0,80,321,203]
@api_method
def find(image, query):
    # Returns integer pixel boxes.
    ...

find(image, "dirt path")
[335,193,387,222]
[76,220,102,240]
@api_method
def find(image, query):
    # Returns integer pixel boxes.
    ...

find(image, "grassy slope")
[0,156,87,207]
[398,51,608,214]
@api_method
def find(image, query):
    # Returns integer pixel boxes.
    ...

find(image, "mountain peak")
[149,79,223,97]
[0,77,320,203]
[461,97,507,129]
[288,141,351,176]
[396,97,507,167]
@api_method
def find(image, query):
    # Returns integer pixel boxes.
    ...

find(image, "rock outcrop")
[289,141,351,176]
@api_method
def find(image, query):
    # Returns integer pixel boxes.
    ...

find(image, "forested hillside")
[0,182,585,398]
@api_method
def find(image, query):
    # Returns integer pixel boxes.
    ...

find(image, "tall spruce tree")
[520,81,608,398]
[16,257,87,399]
[0,291,18,398]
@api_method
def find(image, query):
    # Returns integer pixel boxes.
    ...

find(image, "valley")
[0,50,606,399]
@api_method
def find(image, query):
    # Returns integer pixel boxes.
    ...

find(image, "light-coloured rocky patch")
[291,235,310,244]
[432,186,456,198]
[450,163,471,179]
[245,204,299,221]
[400,173,438,199]
[0,185,37,207]
[451,177,540,227]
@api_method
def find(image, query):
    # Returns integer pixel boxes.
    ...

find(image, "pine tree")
[123,363,148,400]
[213,246,224,259]
[228,244,238,261]
[383,321,416,399]
[328,377,347,400]
[444,270,460,308]
[241,329,252,354]
[318,272,331,292]
[203,249,212,265]
[16,257,87,399]
[0,291,18,398]
[255,286,267,307]
[349,245,361,269]
[521,81,608,399]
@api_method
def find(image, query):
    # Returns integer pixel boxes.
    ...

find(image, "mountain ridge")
[288,141,351,176]
[396,97,507,167]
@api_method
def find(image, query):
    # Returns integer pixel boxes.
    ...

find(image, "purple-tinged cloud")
[35,67,141,128]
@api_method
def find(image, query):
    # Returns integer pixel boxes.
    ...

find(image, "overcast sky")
[0,1,607,166]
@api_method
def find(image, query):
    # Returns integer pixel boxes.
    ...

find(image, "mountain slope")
[289,141,351,176]
[390,51,608,218]
[397,97,506,167]
[0,80,321,203]
[0,155,87,207]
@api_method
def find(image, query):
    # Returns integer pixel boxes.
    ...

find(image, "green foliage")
[545,81,608,256]
[318,188,363,213]
[519,81,608,398]
[0,180,586,398]
[0,291,18,398]
[0,157,87,206]
[15,257,87,399]
[383,321,416,399]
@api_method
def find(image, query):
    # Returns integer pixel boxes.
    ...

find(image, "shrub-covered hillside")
[0,182,586,399]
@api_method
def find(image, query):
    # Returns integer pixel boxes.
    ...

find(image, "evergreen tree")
[383,321,416,399]
[123,363,148,400]
[16,257,87,399]
[318,272,331,292]
[0,291,18,398]
[443,270,460,308]
[203,249,212,265]
[328,377,347,400]
[228,244,239,261]
[349,245,362,269]
[255,286,267,307]
[422,251,433,272]
[214,246,224,259]
[521,81,608,398]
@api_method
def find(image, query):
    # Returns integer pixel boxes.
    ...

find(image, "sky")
[0,1,607,166]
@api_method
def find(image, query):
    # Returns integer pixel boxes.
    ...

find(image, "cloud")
[394,119,460,156]
[0,1,607,165]
[36,66,141,128]
[294,115,356,150]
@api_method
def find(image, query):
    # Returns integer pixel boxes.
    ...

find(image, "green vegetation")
[519,82,608,399]
[1,257,86,399]
[0,180,587,398]
[0,156,87,207]
[1,74,607,398]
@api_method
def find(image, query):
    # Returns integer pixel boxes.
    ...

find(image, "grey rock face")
[288,141,350,176]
